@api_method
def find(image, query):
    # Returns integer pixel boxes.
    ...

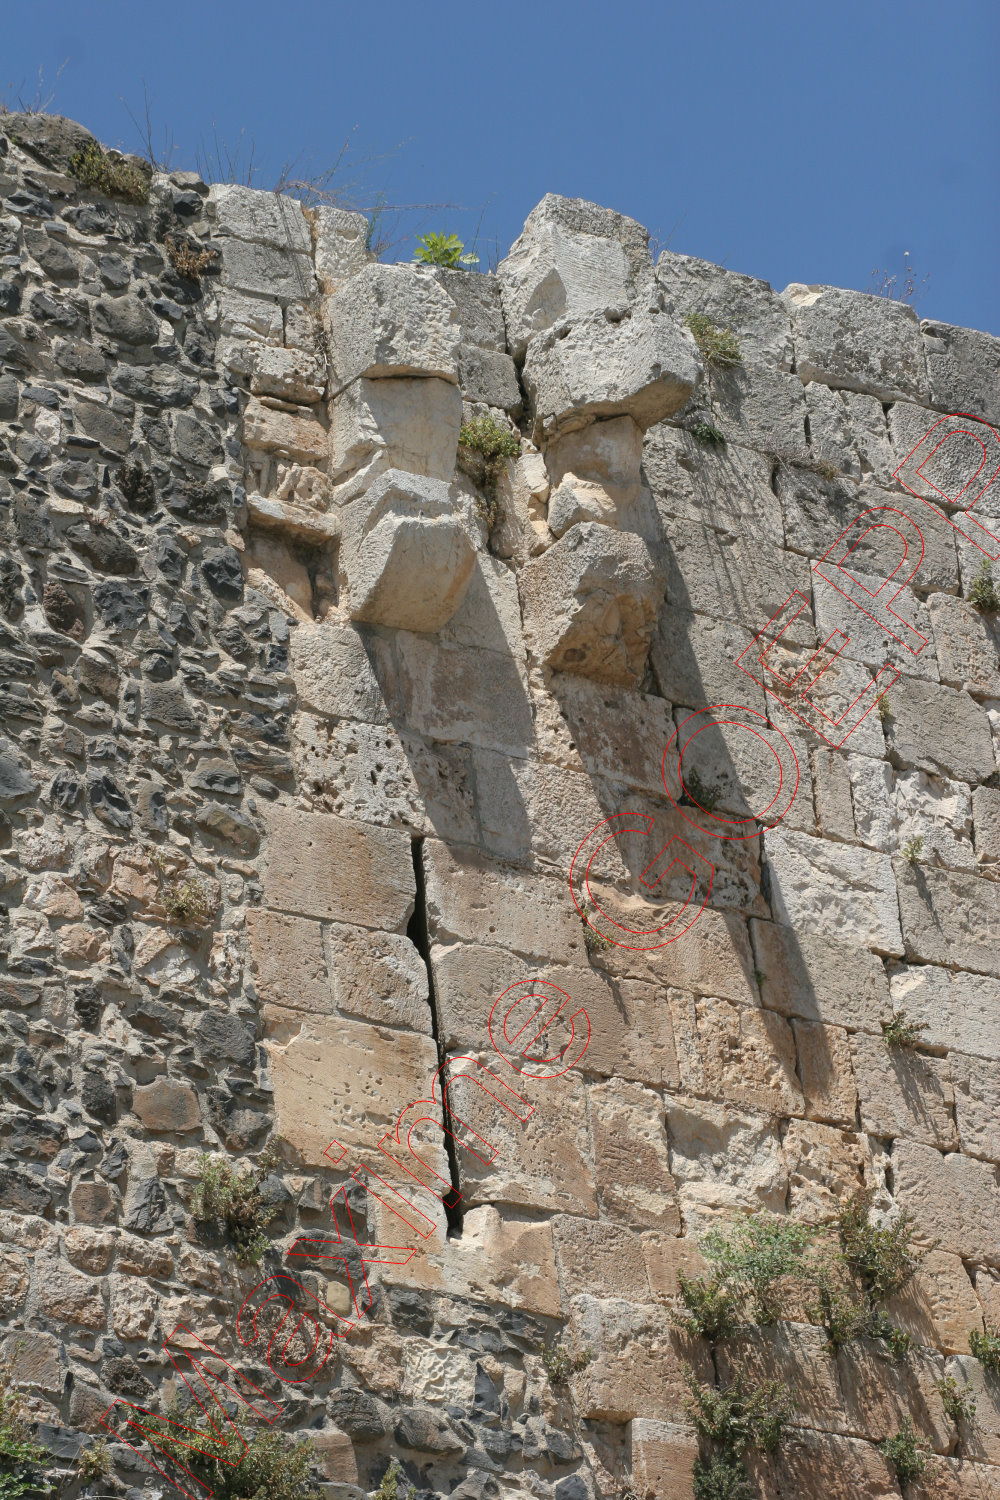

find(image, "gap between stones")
[407,835,465,1238]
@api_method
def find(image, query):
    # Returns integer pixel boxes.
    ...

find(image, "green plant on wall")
[413,231,479,268]
[0,1353,47,1500]
[190,1143,280,1264]
[69,139,150,203]
[133,1403,321,1500]
[684,312,743,369]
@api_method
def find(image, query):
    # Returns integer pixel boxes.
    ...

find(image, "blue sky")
[4,0,998,334]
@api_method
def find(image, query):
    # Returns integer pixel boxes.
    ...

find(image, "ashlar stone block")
[520,521,667,686]
[260,805,414,931]
[324,264,462,394]
[338,469,476,633]
[784,282,929,403]
[328,375,462,491]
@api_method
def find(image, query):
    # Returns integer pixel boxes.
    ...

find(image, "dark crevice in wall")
[407,836,464,1238]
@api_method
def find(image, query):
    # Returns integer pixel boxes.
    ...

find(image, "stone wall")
[1,111,1000,1500]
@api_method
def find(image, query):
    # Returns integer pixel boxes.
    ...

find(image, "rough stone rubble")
[0,111,999,1500]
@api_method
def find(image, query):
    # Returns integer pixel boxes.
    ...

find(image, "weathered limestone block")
[651,606,768,716]
[567,1295,708,1422]
[394,632,533,755]
[886,1250,985,1354]
[132,1078,201,1133]
[498,193,653,361]
[763,829,904,956]
[791,1020,859,1127]
[545,415,644,536]
[292,714,477,844]
[260,805,414,930]
[813,566,937,681]
[945,1356,1000,1465]
[589,1079,682,1232]
[644,422,784,543]
[326,923,431,1034]
[520,521,667,686]
[219,238,316,304]
[289,620,395,724]
[889,963,1000,1059]
[802,384,895,484]
[783,282,929,402]
[717,1323,848,1435]
[209,183,312,251]
[446,1056,597,1217]
[784,1119,872,1224]
[850,1031,957,1149]
[245,909,331,1014]
[838,1341,950,1452]
[324,264,462,393]
[951,1053,1000,1164]
[703,364,808,456]
[308,204,370,295]
[217,290,284,342]
[338,469,476,632]
[426,267,521,411]
[523,307,700,438]
[656,251,794,369]
[422,840,586,966]
[894,1138,1000,1264]
[249,345,327,404]
[894,859,1000,976]
[776,1428,901,1500]
[532,672,675,796]
[910,1456,1000,1500]
[849,760,974,870]
[552,1216,651,1302]
[656,517,807,638]
[922,318,1000,425]
[242,395,327,465]
[664,1097,788,1220]
[974,784,1000,871]
[454,344,522,413]
[668,992,804,1118]
[329,376,462,490]
[886,398,998,509]
[628,1419,699,1500]
[929,592,1000,698]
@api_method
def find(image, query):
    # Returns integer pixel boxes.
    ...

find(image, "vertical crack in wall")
[407,836,464,1237]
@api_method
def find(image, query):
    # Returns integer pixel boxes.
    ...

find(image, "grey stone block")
[209,183,312,252]
[922,318,1000,425]
[784,283,929,403]
[883,674,995,783]
[656,251,794,370]
[324,263,462,393]
[219,237,316,304]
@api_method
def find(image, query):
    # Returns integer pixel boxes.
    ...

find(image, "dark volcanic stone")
[86,771,132,829]
[194,1011,257,1068]
[92,294,159,346]
[104,1357,153,1400]
[2,112,97,173]
[393,1407,465,1455]
[92,579,148,630]
[326,1389,387,1442]
[82,1071,118,1123]
[201,546,244,602]
[193,801,259,853]
[0,742,36,801]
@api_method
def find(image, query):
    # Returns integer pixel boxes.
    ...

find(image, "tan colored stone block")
[716,1323,849,1435]
[261,806,414,930]
[552,1216,651,1302]
[0,1248,29,1314]
[384,1204,561,1317]
[851,1032,957,1149]
[0,1211,56,1250]
[776,1428,898,1500]
[666,1097,788,1223]
[63,1228,114,1275]
[895,860,1000,977]
[752,919,891,1032]
[952,1053,1000,1163]
[669,992,803,1117]
[246,909,331,1014]
[590,1078,681,1232]
[311,1427,358,1484]
[640,1234,707,1306]
[116,1234,174,1279]
[289,620,394,724]
[69,1180,117,1226]
[176,1245,227,1293]
[837,1340,950,1450]
[628,1418,699,1500]
[243,395,327,464]
[111,1275,158,1340]
[792,1020,858,1126]
[133,1078,201,1133]
[947,1354,1000,1465]
[886,1250,984,1355]
[0,1331,61,1392]
[37,1256,106,1329]
[783,1119,871,1225]
[895,1138,1000,1263]
[975,1268,1000,1327]
[328,923,431,1033]
[909,1456,1000,1500]
[568,1294,710,1422]
[973,784,1000,871]
[448,1055,597,1218]
[764,829,903,956]
[422,839,586,967]
[889,963,1000,1061]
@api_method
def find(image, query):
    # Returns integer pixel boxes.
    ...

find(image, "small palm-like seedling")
[413,232,479,268]
[880,1008,929,1051]
[901,835,924,864]
[684,313,743,369]
[937,1374,977,1426]
[878,1416,930,1484]
[970,1324,1000,1373]
[968,559,1000,612]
